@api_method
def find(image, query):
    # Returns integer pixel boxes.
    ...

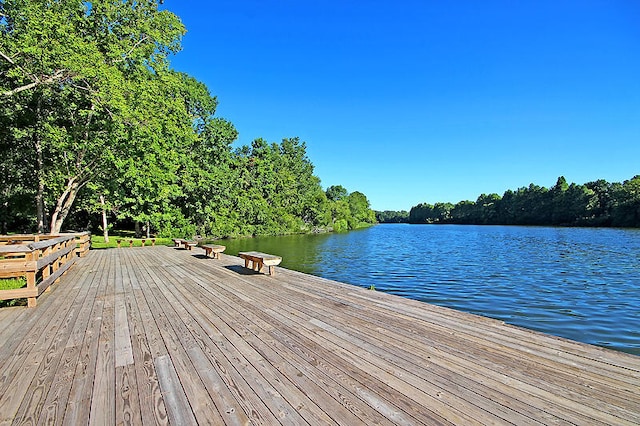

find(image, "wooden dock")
[0,246,638,425]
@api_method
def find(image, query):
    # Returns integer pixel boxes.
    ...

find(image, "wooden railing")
[0,232,91,307]
[74,232,91,257]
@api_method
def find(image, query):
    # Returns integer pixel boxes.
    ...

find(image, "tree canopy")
[376,210,409,223]
[0,0,377,237]
[409,175,640,228]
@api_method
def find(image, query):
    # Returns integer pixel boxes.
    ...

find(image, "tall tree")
[326,185,348,202]
[347,191,376,228]
[1,0,185,233]
[612,176,640,227]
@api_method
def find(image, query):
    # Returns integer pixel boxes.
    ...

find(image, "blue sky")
[163,1,640,211]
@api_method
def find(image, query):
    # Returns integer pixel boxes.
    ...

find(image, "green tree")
[326,185,348,201]
[584,179,615,226]
[612,176,640,227]
[475,193,501,224]
[114,71,223,238]
[411,175,640,228]
[180,116,238,238]
[1,0,185,233]
[450,200,476,224]
[213,137,333,236]
[0,1,387,238]
[375,210,409,223]
[409,203,433,224]
[437,202,454,222]
[346,191,376,229]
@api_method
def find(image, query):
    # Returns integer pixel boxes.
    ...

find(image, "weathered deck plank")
[140,258,226,424]
[272,275,638,423]
[174,269,392,425]
[0,246,638,425]
[63,249,111,426]
[29,252,103,425]
[285,275,639,424]
[120,248,168,425]
[89,251,116,426]
[162,266,368,424]
[114,253,142,426]
[155,354,198,426]
[0,252,92,424]
[181,262,455,425]
[154,268,313,424]
[193,262,527,425]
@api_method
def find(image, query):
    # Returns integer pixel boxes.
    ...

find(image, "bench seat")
[201,244,226,259]
[173,239,197,250]
[238,251,282,276]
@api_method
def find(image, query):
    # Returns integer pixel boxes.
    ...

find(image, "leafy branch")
[1,48,70,97]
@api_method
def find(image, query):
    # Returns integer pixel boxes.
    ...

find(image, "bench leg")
[268,265,275,276]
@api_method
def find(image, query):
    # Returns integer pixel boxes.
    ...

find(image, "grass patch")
[0,277,26,291]
[0,278,27,307]
[91,235,174,249]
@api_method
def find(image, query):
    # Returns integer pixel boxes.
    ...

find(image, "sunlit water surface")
[215,224,640,355]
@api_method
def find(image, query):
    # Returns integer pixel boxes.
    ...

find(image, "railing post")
[42,243,51,293]
[51,241,60,287]
[26,248,37,308]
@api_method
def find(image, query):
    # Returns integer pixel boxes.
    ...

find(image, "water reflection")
[215,224,640,355]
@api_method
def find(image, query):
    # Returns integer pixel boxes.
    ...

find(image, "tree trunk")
[34,106,45,234]
[146,220,150,238]
[100,194,109,243]
[36,174,45,233]
[135,221,141,238]
[0,198,7,234]
[49,177,80,234]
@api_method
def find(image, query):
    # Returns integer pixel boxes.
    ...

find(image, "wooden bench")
[238,251,282,276]
[139,238,156,247]
[173,239,197,250]
[116,239,132,248]
[201,244,226,259]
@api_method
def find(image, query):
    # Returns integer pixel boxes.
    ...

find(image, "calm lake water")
[215,224,640,355]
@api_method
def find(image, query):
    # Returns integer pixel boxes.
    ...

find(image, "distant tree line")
[409,176,640,227]
[376,210,410,223]
[0,0,376,238]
